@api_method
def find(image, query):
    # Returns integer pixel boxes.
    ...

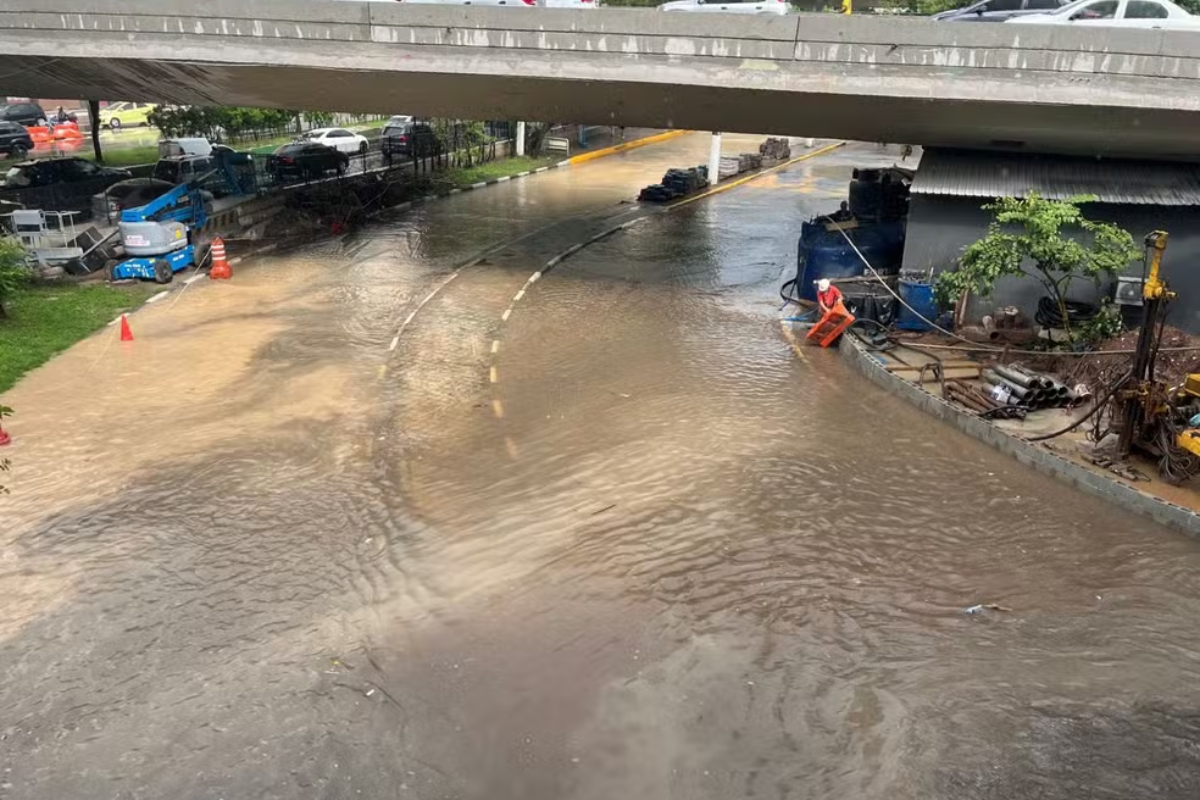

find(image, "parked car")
[0,102,48,128]
[267,141,349,182]
[932,0,1069,21]
[99,101,157,131]
[397,0,597,6]
[2,157,130,189]
[659,0,788,14]
[381,119,437,161]
[1007,0,1200,24]
[0,121,33,159]
[92,178,178,222]
[302,127,370,154]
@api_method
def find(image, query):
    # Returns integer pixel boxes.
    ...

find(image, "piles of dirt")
[1052,326,1200,392]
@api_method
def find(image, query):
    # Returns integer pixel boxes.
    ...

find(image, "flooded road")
[3,138,1200,799]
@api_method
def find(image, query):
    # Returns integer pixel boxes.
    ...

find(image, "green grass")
[440,156,559,189]
[0,283,158,394]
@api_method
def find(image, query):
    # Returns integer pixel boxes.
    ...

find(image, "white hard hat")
[817,279,831,293]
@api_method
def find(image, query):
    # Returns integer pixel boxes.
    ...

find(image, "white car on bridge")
[301,127,370,154]
[659,0,789,14]
[1006,0,1200,26]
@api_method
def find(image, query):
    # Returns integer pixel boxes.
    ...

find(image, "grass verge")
[437,155,559,190]
[0,283,158,394]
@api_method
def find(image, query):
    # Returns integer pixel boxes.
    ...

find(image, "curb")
[567,129,693,165]
[838,331,1200,538]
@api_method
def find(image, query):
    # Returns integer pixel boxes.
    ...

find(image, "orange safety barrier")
[805,301,856,348]
[25,126,51,145]
[53,122,81,140]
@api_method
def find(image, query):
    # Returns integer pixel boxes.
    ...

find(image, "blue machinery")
[110,152,253,283]
[109,182,209,283]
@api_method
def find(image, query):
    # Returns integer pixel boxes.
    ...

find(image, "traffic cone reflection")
[119,314,134,342]
[209,237,232,280]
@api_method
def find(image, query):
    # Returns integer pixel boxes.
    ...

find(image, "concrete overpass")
[3,0,1200,158]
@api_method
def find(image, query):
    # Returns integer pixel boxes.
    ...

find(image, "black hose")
[1023,373,1129,442]
[1034,296,1099,329]
[780,276,804,306]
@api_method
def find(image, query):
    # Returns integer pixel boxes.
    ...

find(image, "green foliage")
[1080,299,1124,343]
[147,105,304,142]
[934,193,1140,335]
[0,236,32,319]
[874,0,959,11]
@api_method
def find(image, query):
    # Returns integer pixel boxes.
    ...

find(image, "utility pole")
[515,121,526,157]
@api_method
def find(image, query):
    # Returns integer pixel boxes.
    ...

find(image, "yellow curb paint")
[492,399,505,419]
[668,141,847,210]
[568,129,693,165]
[779,320,809,364]
[490,366,498,383]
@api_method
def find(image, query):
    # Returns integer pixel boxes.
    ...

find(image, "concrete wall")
[4,1,1200,157]
[902,194,1200,333]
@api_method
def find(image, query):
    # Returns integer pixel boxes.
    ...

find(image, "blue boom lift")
[108,150,255,283]
[108,182,209,283]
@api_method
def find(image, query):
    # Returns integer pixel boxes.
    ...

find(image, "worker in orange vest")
[816,279,844,315]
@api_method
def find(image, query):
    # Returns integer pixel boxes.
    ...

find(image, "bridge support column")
[516,121,526,157]
[708,132,722,186]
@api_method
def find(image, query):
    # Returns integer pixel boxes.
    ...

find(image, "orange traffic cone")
[119,314,134,342]
[209,237,232,280]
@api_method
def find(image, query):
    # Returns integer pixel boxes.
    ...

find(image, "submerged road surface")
[3,139,1200,799]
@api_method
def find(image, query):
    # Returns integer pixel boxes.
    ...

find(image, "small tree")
[934,193,1140,337]
[0,406,10,495]
[0,237,31,320]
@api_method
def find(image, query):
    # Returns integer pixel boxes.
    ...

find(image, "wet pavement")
[3,138,1200,800]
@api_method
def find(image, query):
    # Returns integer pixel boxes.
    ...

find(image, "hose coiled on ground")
[1034,296,1099,330]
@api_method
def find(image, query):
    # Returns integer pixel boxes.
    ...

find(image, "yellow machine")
[1111,231,1200,481]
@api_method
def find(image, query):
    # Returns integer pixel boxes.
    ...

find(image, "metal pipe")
[992,364,1039,390]
[983,369,1034,402]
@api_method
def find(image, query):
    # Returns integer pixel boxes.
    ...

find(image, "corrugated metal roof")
[911,148,1200,206]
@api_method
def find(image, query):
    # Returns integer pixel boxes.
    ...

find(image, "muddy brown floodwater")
[3,138,1200,800]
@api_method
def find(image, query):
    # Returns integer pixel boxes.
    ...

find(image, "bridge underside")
[2,54,1195,159]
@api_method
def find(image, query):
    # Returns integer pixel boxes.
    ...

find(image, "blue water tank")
[796,218,906,302]
[896,280,937,331]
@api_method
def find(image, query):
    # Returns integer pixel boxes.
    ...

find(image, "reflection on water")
[2,141,1199,799]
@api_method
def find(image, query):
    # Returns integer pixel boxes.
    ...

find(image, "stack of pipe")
[980,364,1074,409]
[944,379,1026,420]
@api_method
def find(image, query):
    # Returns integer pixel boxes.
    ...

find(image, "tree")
[934,193,1141,337]
[87,99,103,163]
[0,236,31,320]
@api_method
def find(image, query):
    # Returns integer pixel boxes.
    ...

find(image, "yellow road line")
[492,399,505,419]
[568,130,694,165]
[668,141,847,211]
[779,320,809,364]
[489,366,498,383]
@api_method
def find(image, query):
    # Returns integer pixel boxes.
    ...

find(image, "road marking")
[779,320,809,364]
[490,366,498,383]
[504,436,520,459]
[668,141,847,210]
[491,339,501,354]
[378,364,388,378]
[389,335,400,351]
[527,271,541,284]
[492,399,505,418]
[513,289,525,302]
[501,308,511,322]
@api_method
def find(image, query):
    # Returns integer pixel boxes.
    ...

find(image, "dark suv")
[0,121,33,159]
[0,102,48,127]
[381,119,436,163]
[3,157,130,188]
